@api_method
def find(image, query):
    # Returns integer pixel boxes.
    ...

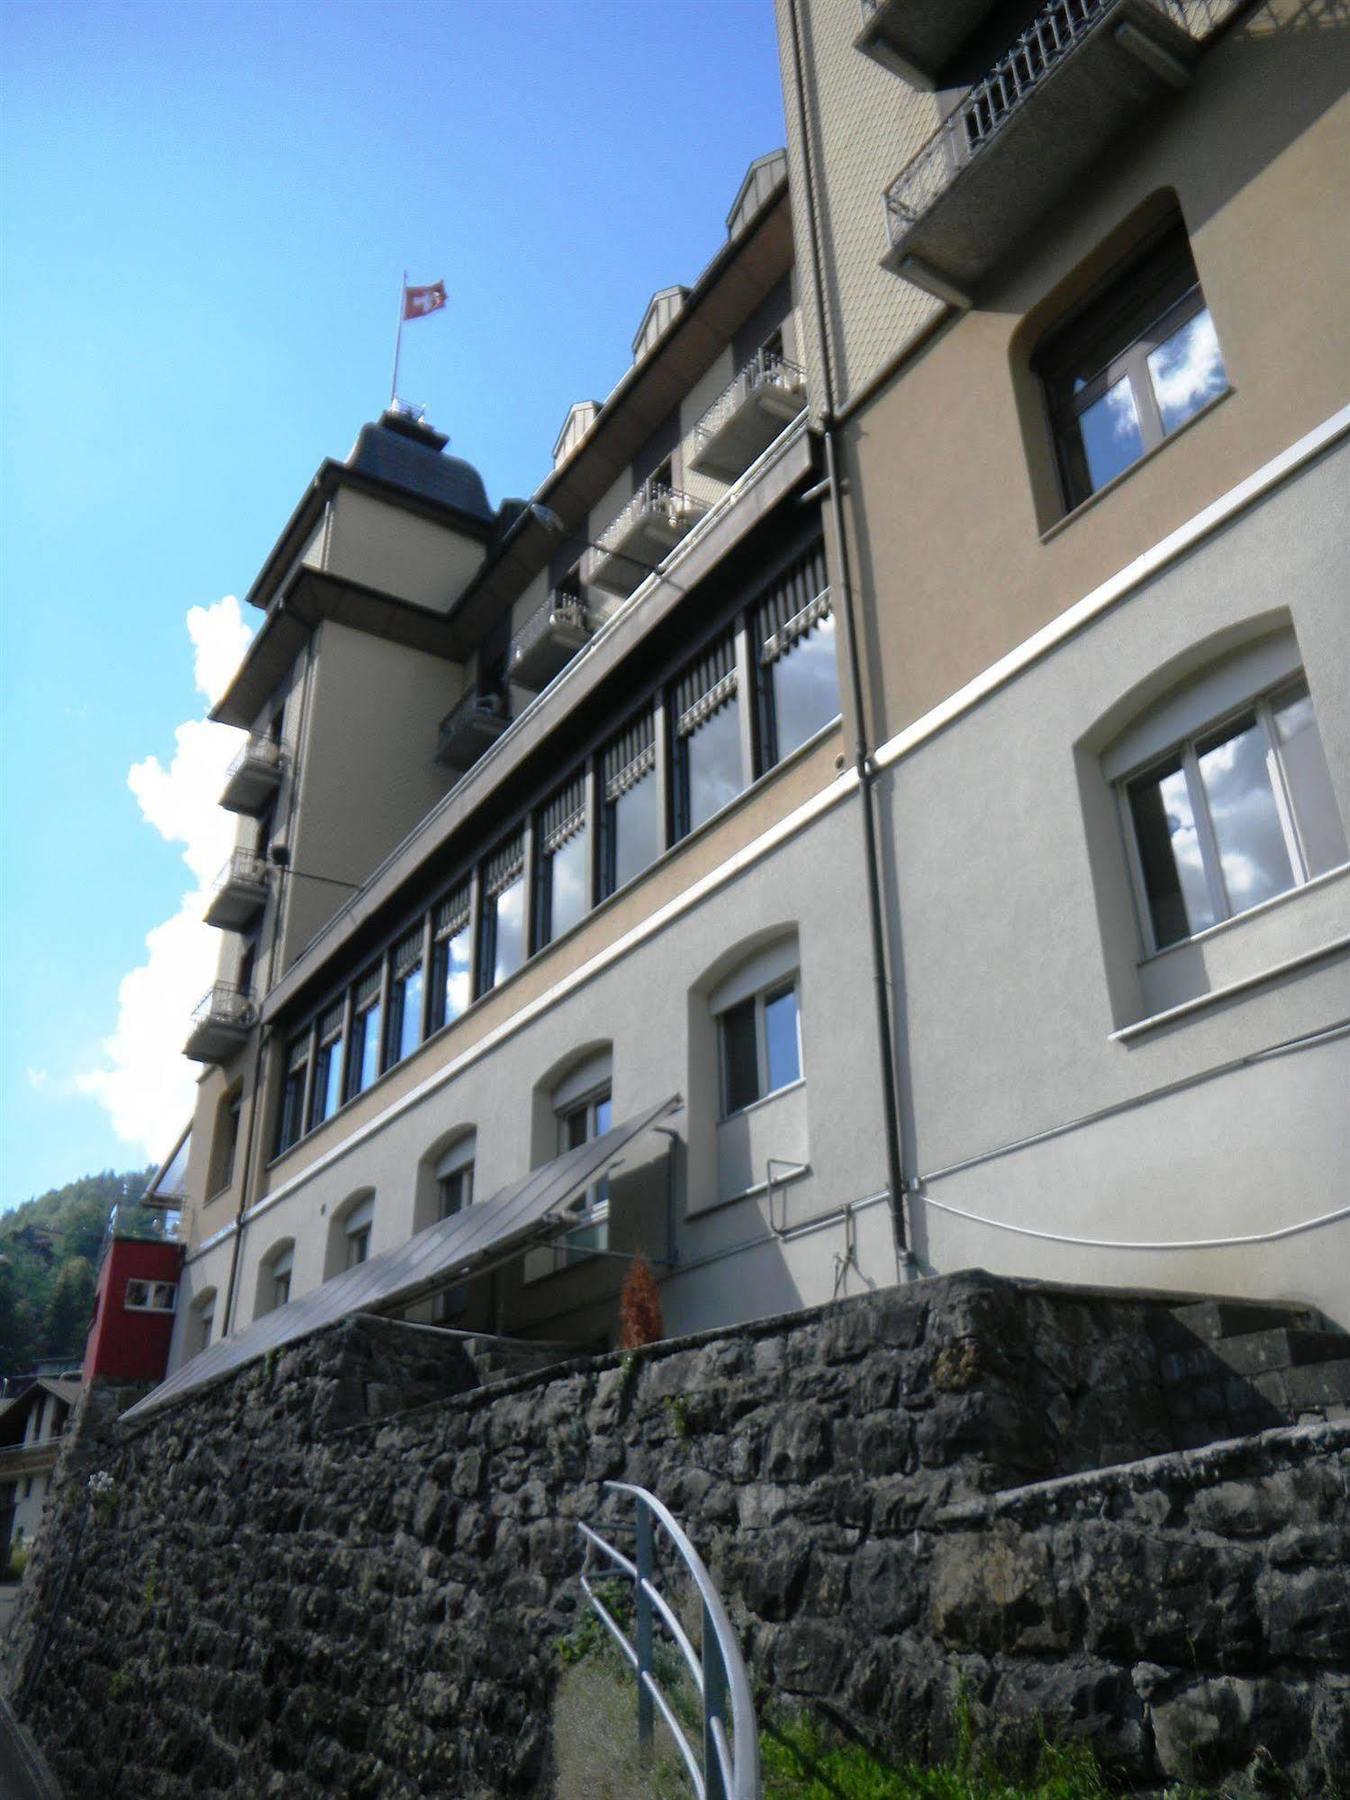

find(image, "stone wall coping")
[937,1417,1350,1525]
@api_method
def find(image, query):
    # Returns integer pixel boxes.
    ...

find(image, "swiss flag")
[403,280,447,320]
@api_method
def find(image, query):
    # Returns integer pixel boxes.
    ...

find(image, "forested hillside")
[0,1168,153,1379]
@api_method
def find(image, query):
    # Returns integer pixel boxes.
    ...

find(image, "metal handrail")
[578,1480,760,1800]
[439,684,510,734]
[883,0,1242,240]
[211,848,269,894]
[192,981,254,1028]
[594,480,704,558]
[226,733,283,779]
[510,587,591,657]
[694,350,806,448]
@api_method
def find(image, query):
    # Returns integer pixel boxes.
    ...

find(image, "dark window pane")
[612,772,662,891]
[684,696,744,833]
[1128,760,1215,948]
[1071,376,1144,499]
[763,985,801,1094]
[722,997,760,1114]
[394,968,423,1062]
[350,1003,382,1095]
[771,614,839,761]
[312,1040,343,1126]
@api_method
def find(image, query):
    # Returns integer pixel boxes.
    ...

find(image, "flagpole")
[389,268,407,407]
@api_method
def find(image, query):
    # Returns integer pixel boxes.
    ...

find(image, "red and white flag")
[403,280,447,320]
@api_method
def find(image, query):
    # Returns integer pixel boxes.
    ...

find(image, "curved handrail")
[577,1479,761,1800]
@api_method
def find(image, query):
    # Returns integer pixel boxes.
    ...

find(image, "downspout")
[785,0,912,1269]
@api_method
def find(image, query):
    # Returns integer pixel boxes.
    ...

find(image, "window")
[276,1032,309,1155]
[535,775,590,948]
[673,630,745,838]
[387,929,425,1065]
[480,837,527,991]
[209,1085,243,1195]
[1120,673,1347,953]
[755,541,838,765]
[192,1291,216,1356]
[601,710,661,896]
[310,1002,346,1129]
[1036,221,1229,511]
[125,1279,177,1313]
[346,966,384,1099]
[711,941,803,1117]
[555,1065,613,1260]
[263,1245,293,1313]
[429,886,473,1033]
[436,1133,476,1219]
[342,1196,374,1270]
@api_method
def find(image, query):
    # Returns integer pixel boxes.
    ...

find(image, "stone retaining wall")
[5,1272,1346,1796]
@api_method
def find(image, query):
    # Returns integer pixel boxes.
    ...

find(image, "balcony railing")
[508,589,593,691]
[184,982,255,1064]
[219,733,284,816]
[690,351,807,483]
[881,0,1238,302]
[204,849,270,930]
[435,685,512,770]
[588,480,708,597]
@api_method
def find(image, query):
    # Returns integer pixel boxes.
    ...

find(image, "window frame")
[710,941,804,1120]
[555,1080,614,1259]
[1036,221,1230,514]
[1117,672,1347,957]
[125,1279,177,1314]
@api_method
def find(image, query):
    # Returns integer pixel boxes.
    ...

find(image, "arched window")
[709,937,802,1117]
[1104,634,1347,955]
[191,1287,217,1358]
[325,1191,375,1280]
[256,1240,294,1319]
[435,1133,477,1220]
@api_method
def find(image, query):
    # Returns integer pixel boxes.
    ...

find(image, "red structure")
[83,1236,184,1383]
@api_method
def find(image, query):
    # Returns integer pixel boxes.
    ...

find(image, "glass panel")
[1070,376,1145,498]
[1127,760,1217,948]
[547,825,590,943]
[433,924,473,1030]
[1147,306,1227,435]
[346,1228,370,1270]
[1196,714,1294,914]
[763,985,801,1094]
[491,876,526,987]
[439,1165,474,1219]
[312,1039,344,1126]
[721,996,760,1114]
[278,1068,306,1152]
[1272,685,1348,878]
[352,1003,382,1095]
[611,772,662,891]
[771,615,839,762]
[394,968,423,1062]
[273,1272,290,1309]
[684,696,744,833]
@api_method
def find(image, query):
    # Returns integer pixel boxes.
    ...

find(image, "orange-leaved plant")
[618,1253,664,1350]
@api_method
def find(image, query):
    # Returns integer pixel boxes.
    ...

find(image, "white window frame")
[710,940,803,1120]
[268,1246,293,1311]
[342,1195,375,1270]
[435,1133,477,1219]
[125,1279,177,1314]
[1115,670,1346,957]
[556,1082,613,1233]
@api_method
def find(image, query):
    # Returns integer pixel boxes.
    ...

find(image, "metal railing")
[438,684,510,738]
[191,981,254,1031]
[694,351,807,450]
[578,1480,760,1800]
[210,848,269,896]
[510,587,590,659]
[226,733,283,781]
[883,0,1243,239]
[594,480,704,558]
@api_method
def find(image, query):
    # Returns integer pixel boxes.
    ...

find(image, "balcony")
[508,589,593,692]
[588,481,708,598]
[219,734,283,815]
[881,0,1235,306]
[689,352,808,484]
[436,686,512,771]
[184,983,254,1064]
[204,850,270,930]
[855,0,1003,87]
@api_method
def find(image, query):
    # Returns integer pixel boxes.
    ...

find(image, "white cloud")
[76,596,253,1161]
[24,1068,50,1091]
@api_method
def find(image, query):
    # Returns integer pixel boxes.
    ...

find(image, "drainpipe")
[786,0,912,1270]
[221,1021,269,1337]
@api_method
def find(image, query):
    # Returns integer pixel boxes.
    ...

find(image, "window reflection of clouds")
[1148,308,1227,432]
[772,616,839,760]
[550,828,589,941]
[1079,378,1143,490]
[1157,764,1216,934]
[687,698,744,832]
[1197,720,1292,907]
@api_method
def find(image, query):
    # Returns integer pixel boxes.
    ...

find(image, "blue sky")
[1,1,786,1207]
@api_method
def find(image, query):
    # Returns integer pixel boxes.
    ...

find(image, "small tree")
[618,1254,664,1350]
